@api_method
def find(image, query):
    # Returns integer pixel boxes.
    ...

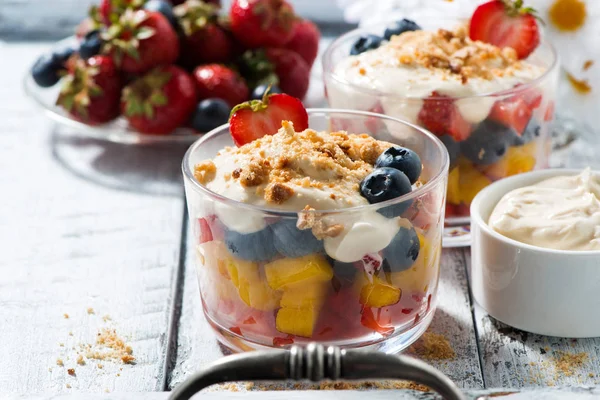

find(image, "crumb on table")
[408,332,456,361]
[67,368,76,376]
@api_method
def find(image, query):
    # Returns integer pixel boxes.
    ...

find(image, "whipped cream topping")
[330,27,547,125]
[489,168,600,251]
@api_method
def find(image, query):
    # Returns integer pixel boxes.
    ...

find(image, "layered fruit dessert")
[184,91,447,350]
[324,0,558,219]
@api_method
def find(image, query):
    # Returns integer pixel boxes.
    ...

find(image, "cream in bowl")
[470,169,600,338]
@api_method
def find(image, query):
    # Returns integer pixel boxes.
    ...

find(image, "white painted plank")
[0,43,186,393]
[169,247,483,389]
[466,250,600,388]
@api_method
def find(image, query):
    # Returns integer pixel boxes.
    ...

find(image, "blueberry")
[190,98,231,132]
[439,134,460,169]
[513,118,540,146]
[224,227,279,262]
[79,30,103,59]
[53,46,76,64]
[382,226,420,272]
[360,167,413,218]
[384,19,421,40]
[271,218,323,258]
[31,53,63,87]
[144,0,179,30]
[376,146,422,184]
[251,84,282,100]
[460,120,517,165]
[350,34,383,56]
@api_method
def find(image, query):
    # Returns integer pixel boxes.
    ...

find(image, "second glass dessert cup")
[183,109,449,353]
[323,19,559,224]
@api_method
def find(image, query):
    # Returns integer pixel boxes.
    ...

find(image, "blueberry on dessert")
[350,34,383,56]
[360,167,413,218]
[460,120,516,165]
[514,118,540,146]
[224,227,279,262]
[384,18,421,41]
[376,146,422,184]
[439,134,460,169]
[271,218,324,258]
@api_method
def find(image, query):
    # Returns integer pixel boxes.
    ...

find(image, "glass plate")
[23,36,205,145]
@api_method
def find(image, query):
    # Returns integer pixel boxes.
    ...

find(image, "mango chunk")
[484,142,536,180]
[276,307,318,338]
[280,283,328,309]
[458,159,492,206]
[238,281,281,311]
[264,254,333,290]
[224,257,261,288]
[357,275,401,308]
[446,166,461,205]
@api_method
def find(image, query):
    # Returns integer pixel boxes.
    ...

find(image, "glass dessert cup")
[322,19,559,224]
[182,109,449,353]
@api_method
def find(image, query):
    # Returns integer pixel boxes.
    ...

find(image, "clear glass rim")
[322,19,559,101]
[182,108,450,217]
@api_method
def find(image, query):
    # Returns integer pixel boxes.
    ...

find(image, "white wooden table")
[2,35,600,400]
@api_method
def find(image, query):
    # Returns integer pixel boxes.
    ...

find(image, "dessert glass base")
[182,109,449,352]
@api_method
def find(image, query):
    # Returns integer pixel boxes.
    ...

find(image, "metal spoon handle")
[170,343,466,400]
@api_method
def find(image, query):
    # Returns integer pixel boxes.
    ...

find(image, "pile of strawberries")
[31,0,320,135]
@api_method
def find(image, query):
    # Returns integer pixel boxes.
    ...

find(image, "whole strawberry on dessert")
[230,0,297,48]
[193,64,249,108]
[56,55,122,124]
[174,0,234,67]
[102,9,179,74]
[470,0,540,60]
[121,65,197,134]
[229,89,308,146]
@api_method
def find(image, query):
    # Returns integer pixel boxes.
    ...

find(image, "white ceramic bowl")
[470,169,600,338]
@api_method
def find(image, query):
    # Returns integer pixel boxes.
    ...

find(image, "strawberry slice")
[544,100,555,122]
[514,83,542,110]
[198,217,213,244]
[489,96,532,135]
[229,92,308,147]
[469,0,540,60]
[417,92,472,142]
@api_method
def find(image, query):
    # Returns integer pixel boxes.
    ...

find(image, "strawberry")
[102,9,179,74]
[469,0,540,60]
[229,92,308,146]
[174,0,234,67]
[94,0,145,26]
[193,64,249,108]
[56,55,121,124]
[517,85,542,109]
[544,100,555,122]
[230,0,297,48]
[265,48,310,100]
[285,19,320,67]
[489,96,533,135]
[121,65,197,134]
[417,92,472,142]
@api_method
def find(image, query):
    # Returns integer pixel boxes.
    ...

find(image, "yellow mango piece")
[484,142,536,180]
[280,283,328,309]
[224,257,261,288]
[238,281,281,311]
[458,159,492,206]
[358,275,401,307]
[276,307,318,338]
[264,254,333,290]
[446,166,461,205]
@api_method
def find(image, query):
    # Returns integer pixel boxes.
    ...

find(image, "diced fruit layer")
[446,167,461,205]
[280,283,328,309]
[264,254,333,290]
[391,233,438,294]
[458,159,492,206]
[276,307,318,338]
[484,141,537,180]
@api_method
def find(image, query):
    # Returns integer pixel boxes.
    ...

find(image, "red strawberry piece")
[193,64,249,108]
[272,335,295,347]
[544,100,555,121]
[418,92,472,141]
[469,0,540,60]
[489,96,533,135]
[230,0,297,48]
[265,48,310,99]
[360,307,394,337]
[198,217,213,244]
[121,65,197,134]
[174,1,234,67]
[102,9,179,74]
[56,55,121,124]
[229,92,308,146]
[285,19,320,67]
[518,86,542,109]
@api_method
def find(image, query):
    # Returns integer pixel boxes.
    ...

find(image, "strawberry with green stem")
[102,9,179,74]
[469,0,540,60]
[121,65,197,134]
[56,55,122,124]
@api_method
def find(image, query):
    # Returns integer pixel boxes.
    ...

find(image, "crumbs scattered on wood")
[408,332,456,360]
[554,351,588,377]
[87,308,95,315]
[76,355,85,365]
[102,314,112,322]
[63,313,70,319]
[67,368,76,376]
[56,359,64,367]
